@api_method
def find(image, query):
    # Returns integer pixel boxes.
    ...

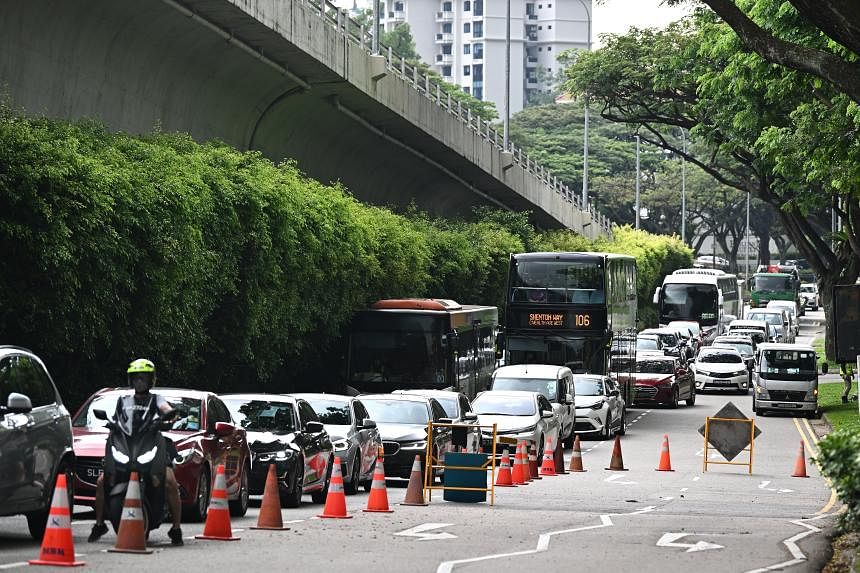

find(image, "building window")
[442,65,452,76]
[473,87,483,100]
[472,64,483,81]
[442,23,452,33]
[464,44,471,54]
[473,0,483,16]
[464,0,471,11]
[538,47,543,51]
[394,1,404,10]
[548,25,552,29]
[442,44,452,54]
[473,21,483,37]
[464,23,471,33]
[472,42,483,58]
[547,46,552,51]
[463,86,471,95]
[538,26,542,30]
[443,1,452,12]
[463,65,470,76]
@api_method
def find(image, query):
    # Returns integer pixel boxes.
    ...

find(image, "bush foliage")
[0,113,690,406]
[816,429,860,530]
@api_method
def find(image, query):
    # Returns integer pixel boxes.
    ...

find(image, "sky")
[592,0,691,47]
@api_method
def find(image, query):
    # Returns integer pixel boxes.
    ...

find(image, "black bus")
[346,299,498,399]
[503,252,638,402]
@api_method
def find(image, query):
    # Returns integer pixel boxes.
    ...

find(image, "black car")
[359,394,454,479]
[220,394,333,508]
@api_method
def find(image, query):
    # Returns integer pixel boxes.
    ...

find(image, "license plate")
[774,403,799,408]
[498,436,518,445]
[86,468,103,478]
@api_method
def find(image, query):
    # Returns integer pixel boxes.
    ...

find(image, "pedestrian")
[840,362,854,404]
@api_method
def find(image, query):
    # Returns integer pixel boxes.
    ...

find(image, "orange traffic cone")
[656,434,674,472]
[520,442,532,482]
[606,436,628,471]
[196,464,240,540]
[540,437,557,476]
[528,443,541,480]
[364,455,394,513]
[511,443,525,485]
[495,449,515,487]
[108,471,152,554]
[791,441,809,478]
[251,464,290,530]
[568,436,586,472]
[29,473,85,567]
[554,439,568,475]
[402,455,429,505]
[318,456,353,518]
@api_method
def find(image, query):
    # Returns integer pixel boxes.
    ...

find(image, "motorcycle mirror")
[93,409,108,421]
[361,418,377,429]
[305,421,325,434]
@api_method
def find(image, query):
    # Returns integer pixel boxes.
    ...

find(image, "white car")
[693,347,750,394]
[472,390,560,461]
[747,309,793,343]
[766,301,800,337]
[799,283,819,310]
[572,375,626,439]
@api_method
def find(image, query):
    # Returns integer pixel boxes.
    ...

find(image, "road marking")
[395,523,457,541]
[743,514,832,572]
[436,506,656,573]
[605,475,637,485]
[692,476,701,482]
[758,481,794,494]
[758,480,771,489]
[0,563,27,571]
[695,449,720,459]
[680,488,689,492]
[657,532,724,553]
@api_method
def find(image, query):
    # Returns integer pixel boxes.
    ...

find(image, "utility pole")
[681,129,686,244]
[372,0,380,54]
[581,0,592,208]
[503,0,511,150]
[635,134,641,229]
[745,191,751,282]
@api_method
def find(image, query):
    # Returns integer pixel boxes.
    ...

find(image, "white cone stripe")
[50,482,70,509]
[213,470,227,492]
[46,513,71,529]
[329,481,344,494]
[371,477,386,490]
[209,496,228,510]
[121,506,144,521]
[411,459,422,472]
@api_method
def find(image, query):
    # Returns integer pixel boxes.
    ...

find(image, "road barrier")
[423,421,499,506]
[702,417,756,474]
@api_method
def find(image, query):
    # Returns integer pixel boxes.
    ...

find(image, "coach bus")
[345,299,498,399]
[653,269,741,341]
[502,252,638,402]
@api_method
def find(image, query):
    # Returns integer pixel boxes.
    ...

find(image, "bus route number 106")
[575,314,591,327]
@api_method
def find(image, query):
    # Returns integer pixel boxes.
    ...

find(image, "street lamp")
[635,134,641,229]
[573,0,592,208]
[680,128,687,244]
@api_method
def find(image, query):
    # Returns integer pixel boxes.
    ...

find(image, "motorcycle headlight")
[137,445,158,464]
[111,445,130,465]
[401,440,427,450]
[590,401,605,410]
[333,439,350,452]
[173,449,195,465]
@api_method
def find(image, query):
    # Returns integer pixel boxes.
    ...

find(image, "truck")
[752,343,828,417]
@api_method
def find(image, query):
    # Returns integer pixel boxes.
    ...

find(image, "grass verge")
[813,337,841,373]
[819,382,860,433]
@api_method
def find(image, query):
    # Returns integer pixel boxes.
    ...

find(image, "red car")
[72,388,251,521]
[630,353,696,408]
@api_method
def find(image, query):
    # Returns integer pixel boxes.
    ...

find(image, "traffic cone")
[520,442,532,482]
[401,455,429,505]
[511,443,525,485]
[29,473,85,567]
[251,464,290,530]
[196,464,240,540]
[364,455,394,513]
[528,443,542,480]
[554,439,568,475]
[540,437,557,476]
[318,456,352,518]
[108,472,153,554]
[606,436,628,471]
[495,449,515,487]
[656,434,674,472]
[568,436,586,472]
[791,441,809,478]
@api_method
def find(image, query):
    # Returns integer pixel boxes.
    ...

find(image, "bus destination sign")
[513,308,606,331]
[528,313,565,327]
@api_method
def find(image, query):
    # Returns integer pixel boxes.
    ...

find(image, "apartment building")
[381,0,591,113]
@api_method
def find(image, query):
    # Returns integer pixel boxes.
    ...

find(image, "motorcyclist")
[88,358,184,545]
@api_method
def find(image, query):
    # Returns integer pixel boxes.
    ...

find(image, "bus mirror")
[652,288,660,305]
[718,292,725,307]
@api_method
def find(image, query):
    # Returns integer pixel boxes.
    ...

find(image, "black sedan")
[359,394,454,480]
[220,394,333,508]
[292,393,381,495]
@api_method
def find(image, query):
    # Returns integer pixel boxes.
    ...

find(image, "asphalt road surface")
[0,311,837,572]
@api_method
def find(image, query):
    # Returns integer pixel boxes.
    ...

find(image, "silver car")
[0,346,75,539]
[292,393,381,494]
[392,389,480,451]
[572,375,626,439]
[472,390,560,461]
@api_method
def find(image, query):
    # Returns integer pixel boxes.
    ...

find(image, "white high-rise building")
[381,0,590,114]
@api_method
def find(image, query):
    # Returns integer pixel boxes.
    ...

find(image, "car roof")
[636,353,675,361]
[475,390,540,400]
[392,389,464,399]
[493,364,570,378]
[714,335,754,343]
[641,328,679,335]
[747,308,785,315]
[730,319,767,327]
[571,374,607,382]
[637,333,659,339]
[359,393,433,404]
[219,393,297,404]
[699,346,742,355]
[801,283,817,288]
[96,387,214,400]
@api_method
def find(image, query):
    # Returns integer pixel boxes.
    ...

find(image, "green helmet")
[127,358,156,389]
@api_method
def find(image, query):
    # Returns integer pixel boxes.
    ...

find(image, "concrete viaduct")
[0,0,612,236]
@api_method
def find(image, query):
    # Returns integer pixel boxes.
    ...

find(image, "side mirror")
[305,421,325,434]
[541,410,554,419]
[362,418,377,429]
[565,393,574,404]
[609,389,620,397]
[6,393,32,414]
[652,288,660,305]
[462,412,478,422]
[214,421,235,437]
[93,408,108,421]
[821,363,829,375]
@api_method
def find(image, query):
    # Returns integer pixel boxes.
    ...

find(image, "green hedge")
[816,429,860,530]
[0,113,690,407]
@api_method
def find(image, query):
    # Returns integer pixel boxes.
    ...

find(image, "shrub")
[816,429,860,530]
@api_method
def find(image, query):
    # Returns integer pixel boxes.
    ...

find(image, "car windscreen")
[800,285,816,293]
[302,398,353,425]
[670,322,701,336]
[573,379,604,396]
[431,396,459,418]
[747,313,783,327]
[492,377,557,401]
[472,395,536,416]
[760,350,817,381]
[753,275,792,291]
[73,394,203,431]
[636,338,658,350]
[361,399,430,424]
[635,360,675,374]
[221,399,297,434]
[698,352,743,364]
[509,258,605,304]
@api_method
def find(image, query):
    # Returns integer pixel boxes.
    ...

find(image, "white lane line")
[436,506,656,573]
[743,513,832,573]
[605,475,637,485]
[693,476,701,481]
[759,481,772,489]
[680,488,689,492]
[0,563,28,571]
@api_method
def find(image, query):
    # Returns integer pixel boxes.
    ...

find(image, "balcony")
[436,11,454,22]
[435,33,454,43]
[526,56,538,65]
[526,33,538,42]
[435,53,454,64]
[527,14,538,20]
[391,10,405,22]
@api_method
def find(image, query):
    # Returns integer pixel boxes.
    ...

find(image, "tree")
[381,22,420,62]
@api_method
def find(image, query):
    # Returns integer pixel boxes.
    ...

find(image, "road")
[0,311,837,572]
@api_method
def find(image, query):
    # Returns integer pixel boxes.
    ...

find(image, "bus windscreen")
[753,275,793,292]
[660,283,718,326]
[509,260,605,304]
[349,316,444,387]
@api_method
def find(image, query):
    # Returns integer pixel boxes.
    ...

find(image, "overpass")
[0,0,612,236]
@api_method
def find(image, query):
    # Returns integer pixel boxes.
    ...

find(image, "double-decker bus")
[502,252,638,402]
[653,269,741,341]
[345,299,498,399]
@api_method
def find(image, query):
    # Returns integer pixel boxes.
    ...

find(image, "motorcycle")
[93,403,173,536]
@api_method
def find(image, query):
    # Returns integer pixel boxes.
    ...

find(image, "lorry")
[752,343,827,417]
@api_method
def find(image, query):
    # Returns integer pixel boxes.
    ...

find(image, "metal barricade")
[423,421,498,506]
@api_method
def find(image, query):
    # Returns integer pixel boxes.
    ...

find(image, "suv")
[0,346,75,539]
[799,283,819,311]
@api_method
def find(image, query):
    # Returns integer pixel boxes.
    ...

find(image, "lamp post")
[372,0,380,54]
[681,129,687,244]
[745,190,751,282]
[635,134,641,229]
[503,0,511,150]
[573,0,592,208]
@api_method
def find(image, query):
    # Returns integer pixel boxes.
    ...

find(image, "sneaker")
[168,526,184,546]
[88,522,108,543]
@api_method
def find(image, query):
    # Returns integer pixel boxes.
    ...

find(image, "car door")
[429,400,452,459]
[297,400,326,487]
[206,396,244,494]
[537,395,558,445]
[352,400,377,475]
[675,359,694,398]
[604,378,621,426]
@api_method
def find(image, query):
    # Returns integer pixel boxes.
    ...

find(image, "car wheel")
[281,462,303,508]
[536,435,544,463]
[228,461,250,517]
[310,457,333,504]
[362,456,376,492]
[615,410,627,436]
[601,416,612,440]
[26,463,73,540]
[686,389,696,406]
[344,455,360,495]
[183,465,210,522]
[669,388,679,409]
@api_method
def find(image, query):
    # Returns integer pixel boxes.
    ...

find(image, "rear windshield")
[361,399,430,424]
[635,360,675,374]
[699,352,743,364]
[222,399,297,434]
[636,338,658,350]
[302,398,352,426]
[492,377,557,401]
[472,395,536,416]
[760,350,817,381]
[73,394,203,431]
[747,312,783,326]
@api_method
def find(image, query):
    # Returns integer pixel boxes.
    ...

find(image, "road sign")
[394,523,457,541]
[833,284,860,362]
[698,402,761,461]
[657,533,723,553]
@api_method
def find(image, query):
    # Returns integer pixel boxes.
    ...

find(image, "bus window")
[660,283,719,325]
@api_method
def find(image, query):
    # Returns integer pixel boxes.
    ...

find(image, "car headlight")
[805,388,818,401]
[111,445,129,464]
[733,370,748,377]
[137,445,158,464]
[401,440,427,450]
[257,450,294,462]
[333,439,350,452]
[590,401,605,410]
[496,425,536,436]
[755,386,769,399]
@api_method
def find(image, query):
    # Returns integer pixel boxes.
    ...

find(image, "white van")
[752,343,827,417]
[490,364,576,447]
